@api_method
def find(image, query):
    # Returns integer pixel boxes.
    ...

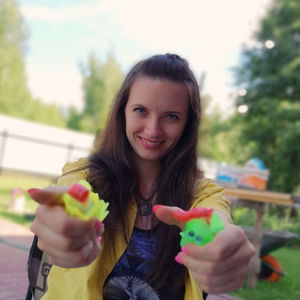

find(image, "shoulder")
[57,158,89,186]
[193,178,225,199]
[191,178,230,216]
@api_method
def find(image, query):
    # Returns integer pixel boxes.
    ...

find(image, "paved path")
[0,218,33,300]
[0,217,242,300]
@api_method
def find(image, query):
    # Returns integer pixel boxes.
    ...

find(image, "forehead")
[128,76,189,109]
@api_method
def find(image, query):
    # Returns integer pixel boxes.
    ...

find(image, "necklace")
[135,191,157,216]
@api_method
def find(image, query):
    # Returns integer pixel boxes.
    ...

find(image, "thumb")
[153,205,184,229]
[27,185,69,205]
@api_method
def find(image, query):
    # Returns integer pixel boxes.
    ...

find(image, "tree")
[0,0,66,128]
[26,98,66,128]
[198,95,224,159]
[67,53,124,133]
[0,0,32,116]
[231,0,300,192]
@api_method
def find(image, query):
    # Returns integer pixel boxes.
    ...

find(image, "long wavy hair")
[88,53,202,291]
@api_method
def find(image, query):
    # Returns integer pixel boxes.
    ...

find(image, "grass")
[0,210,35,226]
[231,247,300,300]
[0,170,55,224]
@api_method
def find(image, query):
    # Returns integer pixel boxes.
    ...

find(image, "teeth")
[142,138,160,145]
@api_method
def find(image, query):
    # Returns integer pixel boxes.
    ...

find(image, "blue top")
[103,226,185,299]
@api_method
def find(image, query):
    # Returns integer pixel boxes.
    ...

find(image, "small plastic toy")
[62,180,109,221]
[173,207,224,247]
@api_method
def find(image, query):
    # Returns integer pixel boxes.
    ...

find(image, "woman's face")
[125,76,189,165]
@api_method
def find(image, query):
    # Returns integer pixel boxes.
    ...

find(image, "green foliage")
[67,53,124,134]
[0,0,32,116]
[0,171,54,212]
[0,171,53,226]
[231,247,300,300]
[231,207,256,226]
[0,210,33,226]
[216,0,300,193]
[202,113,251,164]
[26,98,66,128]
[198,95,220,158]
[231,206,300,245]
[0,0,66,128]
[199,96,236,162]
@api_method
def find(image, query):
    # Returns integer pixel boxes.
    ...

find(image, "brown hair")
[88,53,202,291]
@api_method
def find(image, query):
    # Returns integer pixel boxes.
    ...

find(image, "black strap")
[25,235,44,300]
[25,286,32,300]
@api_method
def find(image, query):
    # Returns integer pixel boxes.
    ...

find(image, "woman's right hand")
[28,186,104,268]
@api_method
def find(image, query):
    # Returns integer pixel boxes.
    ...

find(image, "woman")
[28,54,255,300]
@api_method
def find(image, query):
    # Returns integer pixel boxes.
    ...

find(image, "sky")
[18,0,272,113]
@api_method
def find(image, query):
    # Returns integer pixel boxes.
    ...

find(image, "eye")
[133,107,146,114]
[165,113,179,120]
[188,231,195,237]
[195,236,202,243]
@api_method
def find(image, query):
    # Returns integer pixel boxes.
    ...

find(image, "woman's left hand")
[153,205,256,294]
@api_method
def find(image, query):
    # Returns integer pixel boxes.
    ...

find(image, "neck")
[136,158,161,194]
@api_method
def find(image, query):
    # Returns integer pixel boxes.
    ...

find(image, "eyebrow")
[165,111,183,115]
[130,104,183,115]
[130,103,145,107]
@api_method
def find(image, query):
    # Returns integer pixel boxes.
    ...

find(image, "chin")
[137,152,163,163]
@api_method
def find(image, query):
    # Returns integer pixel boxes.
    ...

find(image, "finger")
[181,224,247,262]
[28,186,69,205]
[31,218,92,252]
[175,250,201,272]
[184,243,254,276]
[93,219,105,237]
[191,257,249,287]
[200,275,244,294]
[175,251,247,293]
[42,238,100,268]
[177,230,255,275]
[153,205,184,229]
[35,204,96,238]
[209,224,254,260]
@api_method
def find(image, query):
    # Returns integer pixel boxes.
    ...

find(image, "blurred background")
[0,1,299,299]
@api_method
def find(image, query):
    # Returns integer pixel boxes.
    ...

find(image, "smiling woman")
[27,54,255,300]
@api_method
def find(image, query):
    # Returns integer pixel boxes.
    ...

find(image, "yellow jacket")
[42,159,231,300]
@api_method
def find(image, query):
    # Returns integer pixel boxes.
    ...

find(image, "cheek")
[125,120,132,141]
[125,117,139,139]
[125,111,132,135]
[168,124,186,141]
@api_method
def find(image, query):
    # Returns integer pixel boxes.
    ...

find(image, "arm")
[29,185,104,268]
[214,210,232,225]
[153,179,255,294]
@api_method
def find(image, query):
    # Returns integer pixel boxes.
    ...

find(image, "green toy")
[62,180,109,221]
[173,207,224,247]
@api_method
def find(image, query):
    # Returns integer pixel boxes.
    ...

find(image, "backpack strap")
[26,236,52,300]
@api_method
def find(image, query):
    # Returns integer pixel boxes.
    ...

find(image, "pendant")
[137,201,153,216]
[135,192,156,216]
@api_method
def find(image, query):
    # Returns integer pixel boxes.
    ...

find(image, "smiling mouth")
[139,137,163,148]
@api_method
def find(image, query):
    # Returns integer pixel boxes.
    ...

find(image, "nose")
[144,117,162,137]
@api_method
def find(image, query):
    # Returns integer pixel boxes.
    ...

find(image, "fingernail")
[27,188,40,196]
[175,255,183,264]
[153,205,162,213]
[181,246,189,255]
